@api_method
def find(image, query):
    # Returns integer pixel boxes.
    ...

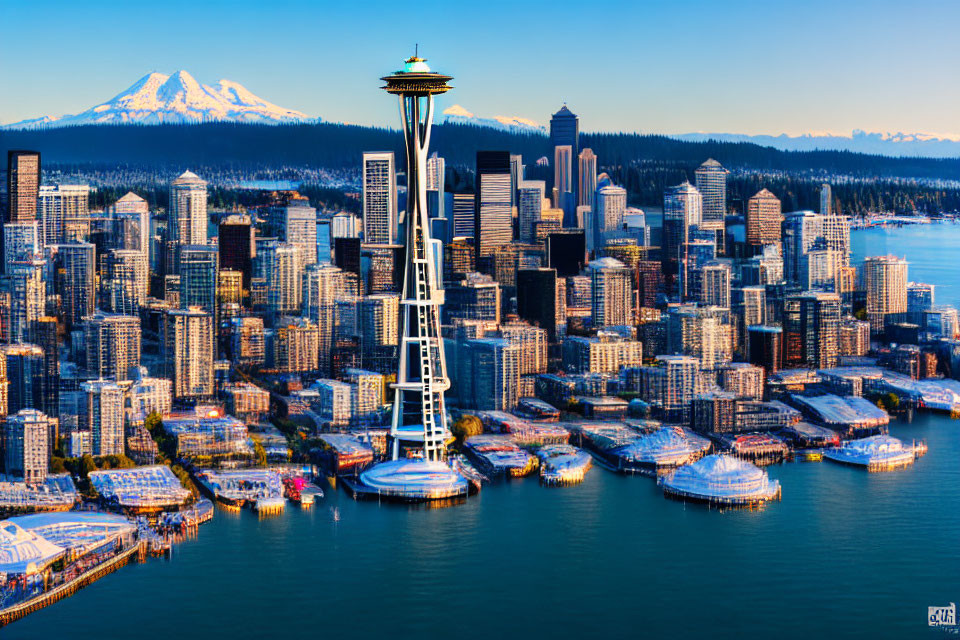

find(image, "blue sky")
[2,0,959,136]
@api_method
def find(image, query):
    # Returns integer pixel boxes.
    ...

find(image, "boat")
[823,435,925,471]
[537,445,592,485]
[356,459,470,502]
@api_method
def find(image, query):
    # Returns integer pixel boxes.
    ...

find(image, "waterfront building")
[313,379,353,427]
[38,185,89,246]
[223,382,270,424]
[640,355,701,422]
[474,151,513,266]
[362,152,397,245]
[178,245,218,316]
[694,159,727,251]
[746,189,781,247]
[100,249,148,315]
[80,380,124,456]
[589,257,632,328]
[4,409,49,483]
[54,242,96,327]
[83,313,141,382]
[345,368,385,427]
[459,338,520,411]
[864,255,909,333]
[163,307,214,403]
[718,363,765,400]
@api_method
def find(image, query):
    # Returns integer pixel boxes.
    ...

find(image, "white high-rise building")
[588,257,632,328]
[4,409,49,483]
[38,185,89,246]
[3,221,40,271]
[269,244,303,316]
[594,184,627,250]
[283,203,318,265]
[701,262,732,308]
[109,191,150,256]
[163,307,214,402]
[663,181,702,284]
[169,171,208,246]
[820,183,833,216]
[331,212,362,239]
[865,255,909,332]
[100,249,149,315]
[362,152,397,244]
[578,149,598,211]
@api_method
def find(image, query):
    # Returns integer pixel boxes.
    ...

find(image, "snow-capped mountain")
[670,130,960,158]
[440,104,545,134]
[2,70,314,129]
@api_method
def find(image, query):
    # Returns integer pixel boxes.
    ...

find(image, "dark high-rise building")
[218,215,253,288]
[747,325,783,374]
[1,344,45,415]
[517,268,563,342]
[546,231,586,278]
[783,291,841,369]
[33,317,59,418]
[550,106,579,206]
[55,242,96,328]
[6,151,40,224]
[474,151,512,267]
[334,237,362,293]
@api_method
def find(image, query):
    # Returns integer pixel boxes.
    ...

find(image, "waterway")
[7,224,960,639]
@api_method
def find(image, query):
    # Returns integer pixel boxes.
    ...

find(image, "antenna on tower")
[415,43,419,57]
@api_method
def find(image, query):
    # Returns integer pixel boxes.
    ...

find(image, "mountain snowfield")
[440,104,546,134]
[2,70,314,128]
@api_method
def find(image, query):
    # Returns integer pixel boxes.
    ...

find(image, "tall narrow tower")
[381,54,453,462]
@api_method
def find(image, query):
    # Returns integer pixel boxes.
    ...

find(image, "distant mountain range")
[669,131,960,159]
[2,70,314,129]
[440,105,546,134]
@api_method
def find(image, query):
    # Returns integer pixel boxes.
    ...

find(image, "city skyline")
[2,0,960,137]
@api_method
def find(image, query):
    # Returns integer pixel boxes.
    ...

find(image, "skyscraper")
[550,105,579,208]
[451,192,475,240]
[282,202,318,266]
[218,215,254,289]
[33,317,59,419]
[362,152,397,245]
[56,242,96,327]
[746,189,782,246]
[781,211,850,287]
[163,307,215,403]
[1,344,45,415]
[783,291,841,369]
[589,257,632,328]
[5,260,45,342]
[594,184,627,252]
[100,249,148,315]
[6,151,40,224]
[518,181,545,244]
[38,185,90,246]
[578,149,598,211]
[474,151,513,266]
[80,380,125,456]
[83,312,142,382]
[553,145,573,200]
[168,171,208,269]
[694,158,727,252]
[517,268,566,342]
[108,191,150,255]
[663,181,703,285]
[179,245,219,315]
[864,255,909,333]
[820,183,833,216]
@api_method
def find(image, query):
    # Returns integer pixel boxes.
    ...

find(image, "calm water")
[8,224,960,639]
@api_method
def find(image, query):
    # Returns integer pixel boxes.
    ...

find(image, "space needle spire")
[381,52,453,463]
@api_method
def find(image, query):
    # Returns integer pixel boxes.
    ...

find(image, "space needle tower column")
[381,54,453,463]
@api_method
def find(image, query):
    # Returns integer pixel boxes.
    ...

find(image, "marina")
[823,434,927,471]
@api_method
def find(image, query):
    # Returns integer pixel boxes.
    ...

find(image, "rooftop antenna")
[415,43,419,57]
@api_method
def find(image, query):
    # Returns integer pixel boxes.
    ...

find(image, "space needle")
[358,53,469,501]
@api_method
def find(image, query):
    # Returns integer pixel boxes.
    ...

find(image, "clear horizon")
[1,0,959,136]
